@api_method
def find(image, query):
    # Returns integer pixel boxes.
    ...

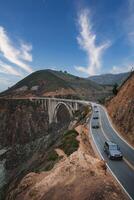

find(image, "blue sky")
[0,0,134,91]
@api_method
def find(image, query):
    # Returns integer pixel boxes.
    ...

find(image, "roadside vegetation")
[37,129,79,172]
[36,105,91,172]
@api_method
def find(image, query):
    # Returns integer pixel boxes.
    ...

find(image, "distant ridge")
[89,72,130,85]
[118,70,134,90]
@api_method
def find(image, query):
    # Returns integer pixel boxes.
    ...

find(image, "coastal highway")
[90,104,134,200]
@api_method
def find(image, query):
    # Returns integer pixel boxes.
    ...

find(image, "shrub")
[60,130,79,156]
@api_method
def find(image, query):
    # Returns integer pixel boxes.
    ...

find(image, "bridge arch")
[53,102,74,123]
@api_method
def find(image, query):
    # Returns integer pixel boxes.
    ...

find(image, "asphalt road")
[90,104,134,200]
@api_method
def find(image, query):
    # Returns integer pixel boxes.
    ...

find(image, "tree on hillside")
[112,83,118,95]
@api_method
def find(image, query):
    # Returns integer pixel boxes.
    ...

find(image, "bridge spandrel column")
[41,99,43,109]
[48,98,54,124]
[44,99,47,110]
[74,102,78,111]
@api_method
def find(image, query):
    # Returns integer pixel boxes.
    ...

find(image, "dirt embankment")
[6,124,127,200]
[107,72,134,146]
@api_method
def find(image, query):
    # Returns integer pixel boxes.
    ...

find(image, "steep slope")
[0,99,81,199]
[0,100,127,200]
[89,72,130,85]
[1,70,75,97]
[107,71,134,146]
[5,125,126,200]
[0,69,112,101]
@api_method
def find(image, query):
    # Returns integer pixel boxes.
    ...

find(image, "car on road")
[93,116,99,120]
[94,110,99,113]
[92,121,99,129]
[104,141,123,160]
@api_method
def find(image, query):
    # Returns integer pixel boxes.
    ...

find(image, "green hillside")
[0,69,112,101]
[9,70,73,91]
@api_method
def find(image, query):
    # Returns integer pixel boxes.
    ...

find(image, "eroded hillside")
[107,72,134,146]
[5,125,126,200]
[0,100,127,200]
[0,99,74,199]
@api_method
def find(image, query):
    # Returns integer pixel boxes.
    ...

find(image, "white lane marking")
[98,108,109,141]
[89,106,133,200]
[89,111,104,160]
[99,104,134,151]
[99,106,134,171]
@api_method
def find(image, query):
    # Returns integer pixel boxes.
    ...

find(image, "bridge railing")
[1,97,90,105]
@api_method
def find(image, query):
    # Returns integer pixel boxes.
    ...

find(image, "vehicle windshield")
[109,144,118,150]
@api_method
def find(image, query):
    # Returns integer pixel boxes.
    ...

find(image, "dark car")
[104,141,123,160]
[94,110,99,113]
[93,116,99,120]
[92,121,99,129]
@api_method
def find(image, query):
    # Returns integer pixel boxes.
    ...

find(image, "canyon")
[0,70,133,199]
[0,98,127,200]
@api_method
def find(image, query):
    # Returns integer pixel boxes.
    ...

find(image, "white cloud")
[0,26,33,73]
[0,77,10,86]
[110,65,132,74]
[0,76,18,91]
[75,9,110,76]
[0,61,23,77]
[20,43,32,62]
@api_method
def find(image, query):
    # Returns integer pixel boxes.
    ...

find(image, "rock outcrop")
[107,72,134,146]
[0,99,49,146]
[0,100,127,200]
[5,126,126,200]
[0,99,72,199]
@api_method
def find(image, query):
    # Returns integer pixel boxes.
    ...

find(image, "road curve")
[1,97,134,199]
[90,103,134,200]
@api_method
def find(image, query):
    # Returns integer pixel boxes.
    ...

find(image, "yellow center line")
[98,107,134,171]
[123,157,134,171]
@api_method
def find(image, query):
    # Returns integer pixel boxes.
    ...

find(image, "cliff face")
[0,100,127,200]
[0,99,72,199]
[5,125,126,200]
[107,72,134,146]
[0,99,49,146]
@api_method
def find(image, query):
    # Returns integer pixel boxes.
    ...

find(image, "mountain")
[89,72,130,85]
[107,71,134,146]
[0,71,127,199]
[0,69,112,101]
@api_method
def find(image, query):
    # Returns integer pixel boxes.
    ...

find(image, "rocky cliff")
[107,72,134,146]
[0,99,49,146]
[0,99,73,199]
[5,125,126,200]
[0,100,127,200]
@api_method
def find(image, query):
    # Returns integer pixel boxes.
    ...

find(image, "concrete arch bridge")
[24,97,90,124]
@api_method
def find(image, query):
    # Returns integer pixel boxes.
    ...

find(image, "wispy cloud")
[0,77,10,85]
[0,75,18,91]
[75,9,110,76]
[0,26,33,74]
[0,61,23,77]
[110,65,132,74]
